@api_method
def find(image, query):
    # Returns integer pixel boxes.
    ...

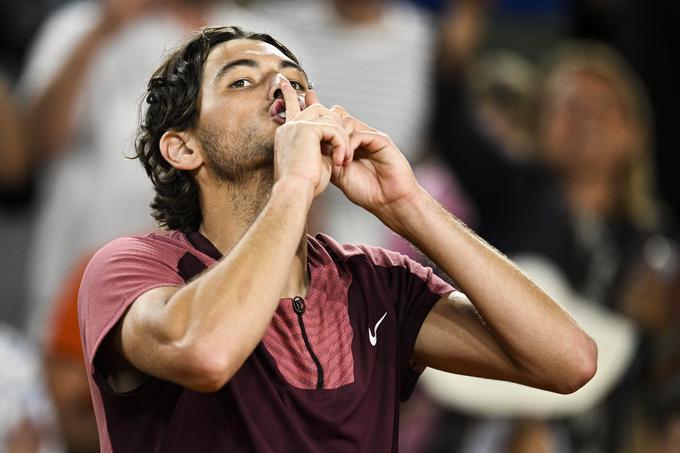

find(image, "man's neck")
[199,174,310,299]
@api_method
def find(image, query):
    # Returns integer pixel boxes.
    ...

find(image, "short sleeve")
[361,246,455,401]
[78,236,183,372]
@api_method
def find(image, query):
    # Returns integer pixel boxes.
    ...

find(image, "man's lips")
[270,98,286,124]
[269,96,307,124]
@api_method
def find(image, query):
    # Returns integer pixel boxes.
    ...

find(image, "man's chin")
[209,146,275,185]
[199,124,276,183]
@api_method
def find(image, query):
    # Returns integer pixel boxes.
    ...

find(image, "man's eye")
[229,79,252,89]
[290,80,305,91]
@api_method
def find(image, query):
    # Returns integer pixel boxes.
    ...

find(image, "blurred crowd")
[1,0,679,452]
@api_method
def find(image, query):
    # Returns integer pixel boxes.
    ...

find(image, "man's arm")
[101,85,351,393]
[330,107,597,394]
[400,194,597,394]
[116,178,316,392]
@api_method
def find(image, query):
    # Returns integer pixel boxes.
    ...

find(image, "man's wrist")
[377,187,437,240]
[272,177,316,209]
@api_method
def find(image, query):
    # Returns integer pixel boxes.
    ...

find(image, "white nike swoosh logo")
[368,312,388,347]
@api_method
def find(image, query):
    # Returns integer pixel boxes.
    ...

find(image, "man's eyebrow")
[213,58,309,84]
[213,59,259,83]
[280,60,308,82]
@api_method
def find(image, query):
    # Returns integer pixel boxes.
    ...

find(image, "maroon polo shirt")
[78,231,454,452]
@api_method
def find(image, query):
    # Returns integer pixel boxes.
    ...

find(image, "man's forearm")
[385,188,597,392]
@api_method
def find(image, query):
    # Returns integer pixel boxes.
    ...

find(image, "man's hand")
[274,84,352,198]
[328,106,421,224]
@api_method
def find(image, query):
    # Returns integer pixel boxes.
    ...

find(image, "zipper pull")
[292,296,305,314]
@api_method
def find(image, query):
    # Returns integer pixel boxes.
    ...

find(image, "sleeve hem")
[399,290,451,402]
[87,282,181,371]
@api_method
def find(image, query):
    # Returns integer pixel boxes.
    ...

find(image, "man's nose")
[268,73,289,101]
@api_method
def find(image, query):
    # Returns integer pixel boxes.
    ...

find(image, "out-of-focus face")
[193,39,310,183]
[539,70,637,179]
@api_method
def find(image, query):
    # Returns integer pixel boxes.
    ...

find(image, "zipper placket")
[292,296,324,389]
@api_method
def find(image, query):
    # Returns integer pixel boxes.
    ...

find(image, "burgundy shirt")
[78,231,454,452]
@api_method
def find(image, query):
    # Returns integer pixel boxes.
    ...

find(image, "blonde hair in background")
[539,41,658,229]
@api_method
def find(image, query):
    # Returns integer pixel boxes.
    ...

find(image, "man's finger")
[317,122,349,166]
[330,105,349,118]
[348,115,377,133]
[334,117,355,165]
[350,130,391,155]
[305,89,321,107]
[326,107,390,163]
[281,81,302,117]
[296,104,344,125]
[317,118,351,166]
[313,116,351,166]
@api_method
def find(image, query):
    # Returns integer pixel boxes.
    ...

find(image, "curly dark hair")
[134,26,300,233]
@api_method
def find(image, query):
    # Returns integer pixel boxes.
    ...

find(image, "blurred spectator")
[0,0,72,80]
[44,256,98,453]
[536,43,673,307]
[253,0,438,246]
[434,38,676,304]
[0,75,36,329]
[16,0,292,341]
[0,323,62,452]
[568,0,680,226]
[1,65,52,453]
[0,77,31,199]
[433,32,679,451]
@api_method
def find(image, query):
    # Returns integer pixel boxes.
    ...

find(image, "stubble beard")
[199,124,275,223]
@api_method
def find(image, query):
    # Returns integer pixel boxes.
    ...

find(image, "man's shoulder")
[79,231,187,315]
[100,230,184,248]
[88,230,190,267]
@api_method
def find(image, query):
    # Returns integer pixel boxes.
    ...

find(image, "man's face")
[194,38,310,183]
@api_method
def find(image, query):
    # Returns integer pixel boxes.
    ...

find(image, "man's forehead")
[204,39,296,74]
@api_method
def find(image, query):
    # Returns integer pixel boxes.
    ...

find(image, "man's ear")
[159,130,203,170]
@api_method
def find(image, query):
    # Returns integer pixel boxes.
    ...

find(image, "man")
[78,26,597,452]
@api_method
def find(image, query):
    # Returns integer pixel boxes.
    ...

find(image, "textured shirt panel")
[316,232,453,296]
[316,233,455,400]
